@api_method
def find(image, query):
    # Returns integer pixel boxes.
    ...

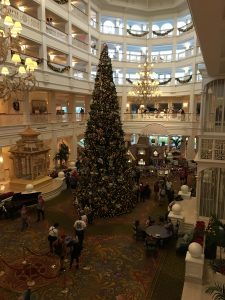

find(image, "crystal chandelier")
[129,57,160,106]
[0,0,38,100]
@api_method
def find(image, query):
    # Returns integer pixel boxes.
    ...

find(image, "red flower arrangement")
[193,221,205,246]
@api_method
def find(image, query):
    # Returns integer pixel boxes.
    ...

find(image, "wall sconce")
[183,102,188,108]
[0,156,3,163]
[0,184,5,193]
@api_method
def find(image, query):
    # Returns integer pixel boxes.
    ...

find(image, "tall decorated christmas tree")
[77,44,136,218]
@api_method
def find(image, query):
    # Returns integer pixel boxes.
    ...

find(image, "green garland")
[127,29,149,37]
[159,78,171,85]
[152,28,174,36]
[53,0,68,4]
[178,23,193,33]
[176,75,192,84]
[47,61,70,73]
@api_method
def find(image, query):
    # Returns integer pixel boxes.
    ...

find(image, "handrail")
[72,36,89,46]
[46,23,67,35]
[71,3,88,17]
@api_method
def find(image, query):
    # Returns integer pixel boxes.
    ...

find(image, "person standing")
[21,205,29,232]
[53,234,67,271]
[48,223,59,253]
[73,217,86,247]
[36,194,45,222]
[68,235,82,270]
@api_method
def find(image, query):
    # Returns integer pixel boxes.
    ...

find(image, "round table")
[145,224,173,239]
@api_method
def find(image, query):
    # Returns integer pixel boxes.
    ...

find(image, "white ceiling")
[92,0,187,15]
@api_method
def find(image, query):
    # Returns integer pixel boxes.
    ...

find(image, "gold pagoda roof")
[20,127,40,137]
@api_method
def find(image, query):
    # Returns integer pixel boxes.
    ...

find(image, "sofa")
[176,231,194,255]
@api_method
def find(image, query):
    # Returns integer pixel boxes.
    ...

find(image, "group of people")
[47,216,86,271]
[153,177,175,206]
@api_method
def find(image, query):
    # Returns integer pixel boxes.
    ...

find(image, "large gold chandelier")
[129,57,160,105]
[0,0,38,100]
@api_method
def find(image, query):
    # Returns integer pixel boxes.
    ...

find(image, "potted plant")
[206,282,225,299]
[205,215,219,260]
[54,142,70,168]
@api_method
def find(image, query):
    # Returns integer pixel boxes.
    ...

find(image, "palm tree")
[206,283,225,300]
[54,142,69,168]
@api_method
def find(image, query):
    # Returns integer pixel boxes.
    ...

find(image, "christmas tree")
[77,44,136,218]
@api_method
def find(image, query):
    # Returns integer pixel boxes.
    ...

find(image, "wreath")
[127,29,149,37]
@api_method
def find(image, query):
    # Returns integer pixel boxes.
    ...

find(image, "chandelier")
[129,57,160,106]
[0,0,38,100]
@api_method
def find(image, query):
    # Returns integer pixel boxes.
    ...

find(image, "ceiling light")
[18,66,26,74]
[18,6,25,12]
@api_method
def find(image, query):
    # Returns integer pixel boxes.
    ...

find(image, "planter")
[204,238,217,260]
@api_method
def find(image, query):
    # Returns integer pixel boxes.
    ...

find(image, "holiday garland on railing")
[152,28,174,36]
[175,75,192,84]
[11,51,43,65]
[159,78,172,85]
[47,61,70,73]
[178,23,193,33]
[127,29,149,37]
[53,0,68,4]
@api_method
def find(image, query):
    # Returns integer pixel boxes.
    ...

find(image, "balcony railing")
[72,38,89,51]
[176,48,194,60]
[124,112,200,122]
[46,24,67,42]
[73,68,89,80]
[8,6,41,31]
[0,113,88,126]
[71,4,88,22]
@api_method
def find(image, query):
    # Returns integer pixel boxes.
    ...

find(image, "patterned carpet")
[0,179,185,300]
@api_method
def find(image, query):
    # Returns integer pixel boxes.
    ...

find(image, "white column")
[49,133,58,169]
[22,92,30,125]
[186,135,196,160]
[48,91,56,123]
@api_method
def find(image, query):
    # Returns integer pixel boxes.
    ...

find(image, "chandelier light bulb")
[14,21,22,33]
[1,67,9,75]
[1,0,11,5]
[11,53,21,64]
[4,15,13,26]
[25,57,32,66]
[18,66,26,74]
[10,27,18,37]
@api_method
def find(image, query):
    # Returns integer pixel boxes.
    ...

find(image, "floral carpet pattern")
[0,187,175,300]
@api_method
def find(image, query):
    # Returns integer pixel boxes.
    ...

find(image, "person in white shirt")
[80,210,88,225]
[73,217,86,247]
[48,223,59,253]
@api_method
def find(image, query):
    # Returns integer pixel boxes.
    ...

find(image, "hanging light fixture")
[129,56,161,106]
[0,0,38,100]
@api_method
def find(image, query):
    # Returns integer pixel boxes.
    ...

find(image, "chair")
[145,238,158,256]
[133,225,146,241]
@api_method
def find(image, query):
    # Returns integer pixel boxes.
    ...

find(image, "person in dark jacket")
[68,235,83,269]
